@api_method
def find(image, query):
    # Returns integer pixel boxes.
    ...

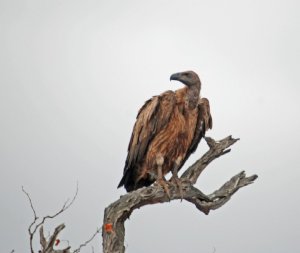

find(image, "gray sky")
[1,0,300,252]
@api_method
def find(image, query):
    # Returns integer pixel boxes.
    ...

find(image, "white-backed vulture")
[118,71,212,193]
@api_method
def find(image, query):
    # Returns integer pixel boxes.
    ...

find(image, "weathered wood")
[39,224,71,253]
[102,136,257,253]
[181,136,239,183]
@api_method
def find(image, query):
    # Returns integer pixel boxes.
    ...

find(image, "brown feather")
[118,91,176,191]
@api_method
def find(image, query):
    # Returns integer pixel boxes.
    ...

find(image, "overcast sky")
[1,0,300,252]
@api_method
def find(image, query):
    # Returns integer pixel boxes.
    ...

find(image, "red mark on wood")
[104,223,113,233]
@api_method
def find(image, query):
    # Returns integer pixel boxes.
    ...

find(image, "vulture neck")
[186,84,200,110]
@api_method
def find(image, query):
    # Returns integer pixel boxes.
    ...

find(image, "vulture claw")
[156,179,171,200]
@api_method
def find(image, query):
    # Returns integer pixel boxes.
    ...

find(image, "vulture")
[118,71,212,194]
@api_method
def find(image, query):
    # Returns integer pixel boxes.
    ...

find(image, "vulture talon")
[170,156,184,201]
[170,176,184,201]
[155,154,171,200]
[156,179,171,200]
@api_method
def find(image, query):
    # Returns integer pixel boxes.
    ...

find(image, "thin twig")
[22,186,38,220]
[31,182,78,236]
[73,228,101,253]
[22,186,38,253]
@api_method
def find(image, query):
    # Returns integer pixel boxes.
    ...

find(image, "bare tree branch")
[22,186,38,221]
[73,228,101,253]
[181,136,239,183]
[102,135,258,253]
[32,182,79,236]
[38,223,100,253]
[23,182,99,253]
[23,183,78,253]
[39,226,47,249]
[39,224,71,253]
[22,186,39,253]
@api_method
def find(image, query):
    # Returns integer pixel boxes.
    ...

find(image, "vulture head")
[170,70,201,88]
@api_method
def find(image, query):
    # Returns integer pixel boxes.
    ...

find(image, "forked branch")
[102,136,258,253]
[22,184,78,253]
[23,183,100,253]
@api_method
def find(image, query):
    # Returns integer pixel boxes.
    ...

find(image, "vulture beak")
[170,72,181,82]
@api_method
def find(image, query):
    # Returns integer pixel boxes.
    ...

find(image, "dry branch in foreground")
[23,184,100,253]
[22,184,78,253]
[102,136,258,253]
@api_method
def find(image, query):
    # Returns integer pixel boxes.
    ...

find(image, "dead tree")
[102,136,258,253]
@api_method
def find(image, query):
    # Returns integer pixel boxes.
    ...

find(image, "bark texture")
[39,224,71,253]
[102,136,258,253]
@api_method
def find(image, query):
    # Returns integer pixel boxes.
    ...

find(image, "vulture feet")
[155,154,171,200]
[170,156,184,200]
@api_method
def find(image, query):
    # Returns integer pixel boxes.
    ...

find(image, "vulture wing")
[178,97,212,171]
[118,90,176,191]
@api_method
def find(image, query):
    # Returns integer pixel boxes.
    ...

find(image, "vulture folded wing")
[118,90,176,189]
[178,97,213,171]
